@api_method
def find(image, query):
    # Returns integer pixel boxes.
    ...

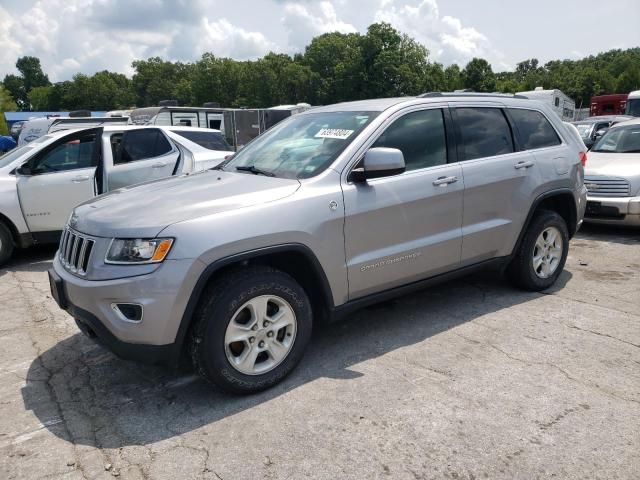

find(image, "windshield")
[222,111,379,179]
[0,134,52,169]
[573,123,593,138]
[591,125,640,153]
[170,130,233,151]
[624,98,640,117]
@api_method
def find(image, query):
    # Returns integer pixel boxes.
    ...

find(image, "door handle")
[433,176,458,186]
[514,160,534,169]
[71,175,90,183]
[152,162,168,168]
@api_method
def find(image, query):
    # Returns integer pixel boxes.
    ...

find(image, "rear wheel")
[189,266,312,394]
[0,222,14,267]
[508,210,569,291]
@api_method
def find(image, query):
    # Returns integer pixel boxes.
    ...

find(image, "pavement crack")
[566,324,640,349]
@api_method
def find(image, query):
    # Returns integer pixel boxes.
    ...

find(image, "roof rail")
[419,92,529,100]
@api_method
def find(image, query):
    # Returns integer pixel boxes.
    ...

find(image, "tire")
[0,222,14,267]
[189,266,313,394]
[507,210,569,291]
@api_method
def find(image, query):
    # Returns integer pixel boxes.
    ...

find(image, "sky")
[1,0,639,82]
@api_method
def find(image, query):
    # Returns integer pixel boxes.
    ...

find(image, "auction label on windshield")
[315,128,354,140]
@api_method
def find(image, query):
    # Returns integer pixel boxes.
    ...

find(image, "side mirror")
[15,164,32,176]
[349,147,406,183]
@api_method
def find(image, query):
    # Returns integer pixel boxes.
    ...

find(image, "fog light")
[111,303,143,322]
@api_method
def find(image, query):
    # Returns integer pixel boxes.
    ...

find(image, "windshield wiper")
[235,165,275,177]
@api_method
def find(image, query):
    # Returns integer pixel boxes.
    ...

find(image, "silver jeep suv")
[49,94,588,394]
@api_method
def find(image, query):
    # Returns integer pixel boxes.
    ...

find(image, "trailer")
[516,87,576,121]
[128,104,312,150]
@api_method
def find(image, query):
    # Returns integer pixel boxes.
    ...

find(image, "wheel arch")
[511,188,578,258]
[0,211,23,247]
[170,243,334,364]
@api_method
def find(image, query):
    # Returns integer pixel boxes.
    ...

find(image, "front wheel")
[508,210,569,291]
[0,222,14,267]
[190,266,313,394]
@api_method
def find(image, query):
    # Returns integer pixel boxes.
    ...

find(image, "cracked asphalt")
[0,225,639,480]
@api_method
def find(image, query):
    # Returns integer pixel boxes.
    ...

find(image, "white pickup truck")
[0,125,232,264]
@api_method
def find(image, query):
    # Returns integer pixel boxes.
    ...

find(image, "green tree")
[0,86,18,135]
[28,86,52,110]
[2,56,50,110]
[616,67,640,93]
[443,64,463,91]
[462,58,496,92]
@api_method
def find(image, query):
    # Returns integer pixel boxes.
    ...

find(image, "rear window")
[171,130,233,151]
[113,129,173,165]
[455,108,514,161]
[509,109,561,150]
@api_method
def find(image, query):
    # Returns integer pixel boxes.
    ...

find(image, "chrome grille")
[59,228,94,275]
[584,176,630,197]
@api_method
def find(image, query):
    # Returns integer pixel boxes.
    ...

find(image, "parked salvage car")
[48,93,587,394]
[583,118,640,226]
[571,115,633,149]
[0,126,231,264]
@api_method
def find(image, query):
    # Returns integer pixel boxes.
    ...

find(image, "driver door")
[17,130,98,233]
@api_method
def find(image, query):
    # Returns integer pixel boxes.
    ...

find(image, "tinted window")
[373,109,447,171]
[509,109,561,150]
[31,133,96,174]
[456,108,514,161]
[170,130,232,151]
[114,129,172,164]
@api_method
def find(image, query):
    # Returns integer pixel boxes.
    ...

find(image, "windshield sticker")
[315,128,354,140]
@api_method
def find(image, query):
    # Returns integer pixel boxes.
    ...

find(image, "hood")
[72,170,300,238]
[585,152,640,195]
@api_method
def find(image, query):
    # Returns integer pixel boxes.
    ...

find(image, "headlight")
[105,238,173,264]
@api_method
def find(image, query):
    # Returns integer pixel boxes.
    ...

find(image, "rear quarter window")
[509,109,561,150]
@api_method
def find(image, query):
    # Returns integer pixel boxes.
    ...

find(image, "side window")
[508,109,561,150]
[554,97,560,107]
[455,108,514,161]
[31,133,96,174]
[115,129,172,165]
[372,109,447,171]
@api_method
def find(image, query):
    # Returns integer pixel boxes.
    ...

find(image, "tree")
[461,58,496,92]
[616,67,640,93]
[0,86,18,135]
[443,64,463,91]
[2,56,50,110]
[360,23,430,98]
[28,86,52,111]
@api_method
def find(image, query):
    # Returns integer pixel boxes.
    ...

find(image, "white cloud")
[1,0,513,82]
[281,1,358,52]
[0,0,276,81]
[373,0,504,67]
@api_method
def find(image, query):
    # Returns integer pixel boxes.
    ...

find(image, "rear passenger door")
[452,105,540,264]
[342,107,464,299]
[104,128,179,191]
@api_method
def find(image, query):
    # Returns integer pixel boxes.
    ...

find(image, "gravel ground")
[0,224,638,480]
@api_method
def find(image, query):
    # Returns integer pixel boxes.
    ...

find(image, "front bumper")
[584,195,640,226]
[50,255,203,365]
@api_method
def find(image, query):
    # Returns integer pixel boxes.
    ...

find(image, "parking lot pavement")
[0,226,638,480]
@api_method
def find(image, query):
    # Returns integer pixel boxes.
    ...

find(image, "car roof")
[609,118,640,129]
[101,125,221,133]
[305,94,540,114]
[573,115,633,124]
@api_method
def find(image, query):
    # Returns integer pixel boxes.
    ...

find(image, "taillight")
[579,151,587,167]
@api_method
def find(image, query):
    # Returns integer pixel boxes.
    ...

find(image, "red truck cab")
[590,94,628,116]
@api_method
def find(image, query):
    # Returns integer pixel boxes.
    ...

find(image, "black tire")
[0,222,14,267]
[507,210,569,291]
[189,266,313,394]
